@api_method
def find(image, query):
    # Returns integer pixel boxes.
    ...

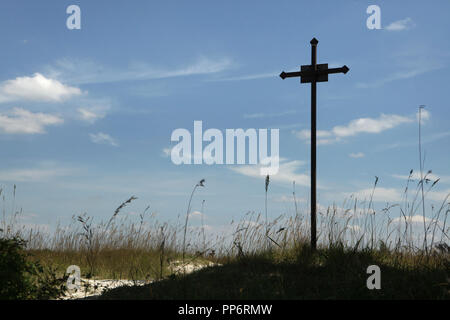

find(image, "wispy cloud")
[210,72,276,82]
[230,158,310,187]
[77,107,107,123]
[345,185,450,204]
[391,170,449,184]
[356,65,441,89]
[0,73,82,103]
[378,129,450,151]
[46,57,233,85]
[161,147,171,158]
[89,132,119,147]
[0,107,63,134]
[385,18,415,31]
[356,41,444,89]
[345,187,403,203]
[272,195,307,203]
[349,152,365,159]
[425,189,450,202]
[243,110,296,119]
[294,111,423,145]
[0,164,75,182]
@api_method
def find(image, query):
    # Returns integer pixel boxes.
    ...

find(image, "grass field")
[1,174,449,300]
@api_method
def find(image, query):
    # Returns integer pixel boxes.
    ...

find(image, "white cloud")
[294,113,417,145]
[77,107,106,123]
[0,107,63,134]
[89,132,119,147]
[349,152,365,158]
[385,18,415,31]
[333,114,413,137]
[230,158,310,187]
[188,211,206,219]
[0,73,82,103]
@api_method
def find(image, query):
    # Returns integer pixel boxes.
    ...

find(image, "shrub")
[0,234,66,300]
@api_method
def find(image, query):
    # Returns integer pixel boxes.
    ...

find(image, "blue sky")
[0,0,449,237]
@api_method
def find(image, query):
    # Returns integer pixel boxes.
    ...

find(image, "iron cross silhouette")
[280,38,349,250]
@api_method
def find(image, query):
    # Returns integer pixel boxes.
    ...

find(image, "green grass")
[26,248,190,281]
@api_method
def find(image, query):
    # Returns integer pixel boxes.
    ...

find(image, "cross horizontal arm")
[319,65,349,75]
[279,71,302,79]
[280,65,349,80]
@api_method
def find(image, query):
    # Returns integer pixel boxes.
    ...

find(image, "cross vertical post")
[310,38,318,250]
[279,38,349,251]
